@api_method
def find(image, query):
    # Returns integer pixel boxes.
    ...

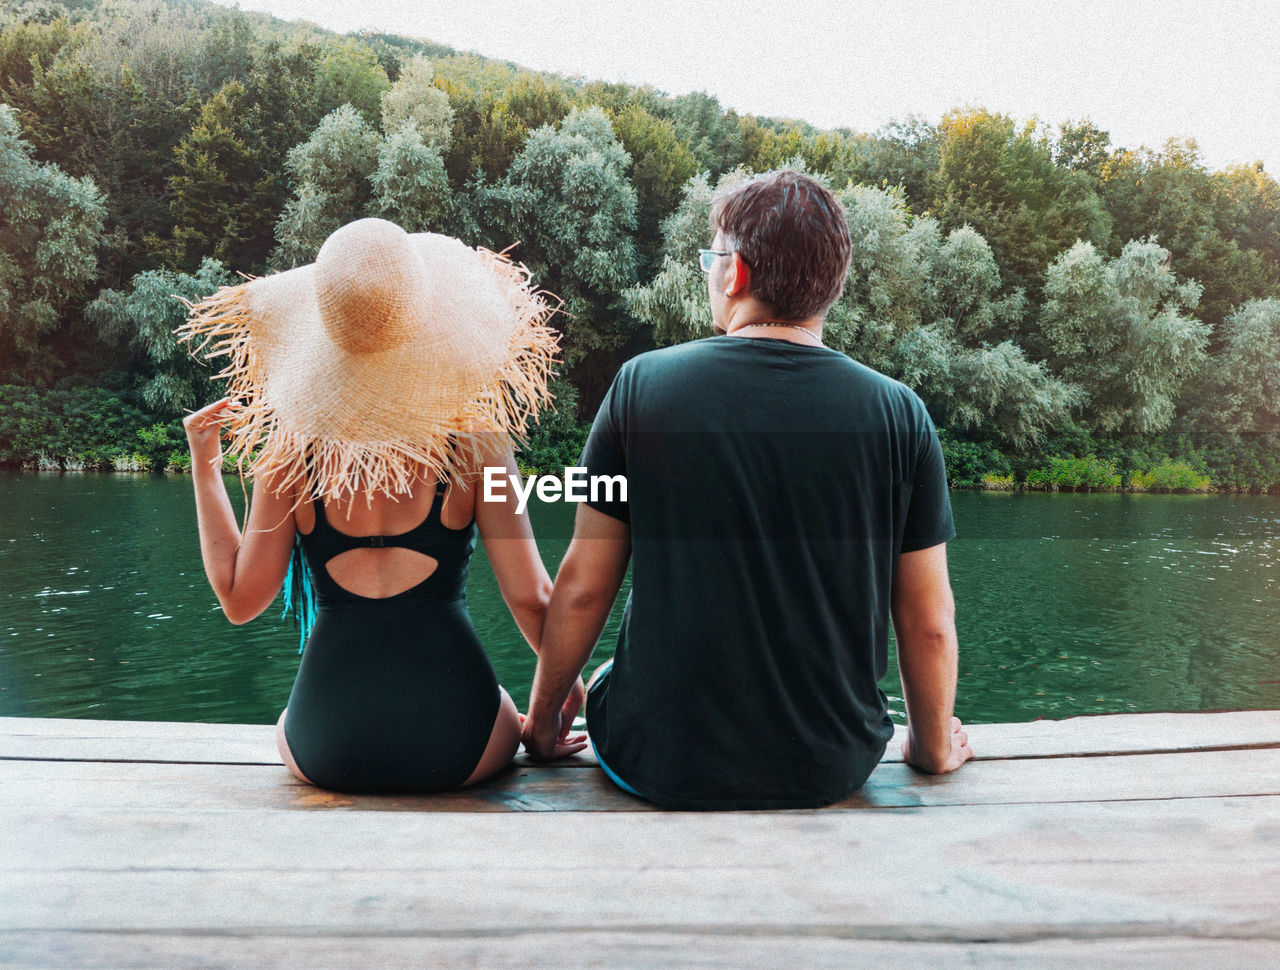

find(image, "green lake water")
[1,470,1278,725]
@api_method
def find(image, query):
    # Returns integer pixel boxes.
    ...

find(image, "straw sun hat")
[177,218,560,504]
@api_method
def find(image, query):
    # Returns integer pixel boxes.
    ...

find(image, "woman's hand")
[559,676,586,739]
[183,398,233,466]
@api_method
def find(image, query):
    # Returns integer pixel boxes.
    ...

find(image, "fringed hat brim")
[177,233,561,506]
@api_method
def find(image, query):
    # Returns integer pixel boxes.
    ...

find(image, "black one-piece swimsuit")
[282,480,500,793]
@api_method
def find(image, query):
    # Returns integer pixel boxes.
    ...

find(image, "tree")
[162,80,260,271]
[1216,162,1280,281]
[607,103,697,273]
[162,43,328,274]
[380,54,453,151]
[272,104,380,268]
[663,91,745,176]
[1038,239,1209,432]
[483,107,638,390]
[313,38,389,121]
[199,7,253,85]
[888,327,1082,447]
[830,183,936,368]
[929,225,1028,345]
[849,116,941,215]
[795,129,867,188]
[739,116,806,173]
[738,118,863,186]
[626,171,740,347]
[16,0,240,282]
[1099,140,1278,330]
[438,68,576,184]
[222,42,327,267]
[1193,298,1280,432]
[85,257,235,413]
[827,184,1075,445]
[931,106,1111,296]
[0,13,78,112]
[370,121,452,234]
[1053,119,1112,180]
[0,104,106,382]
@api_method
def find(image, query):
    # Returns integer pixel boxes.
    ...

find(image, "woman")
[180,218,585,793]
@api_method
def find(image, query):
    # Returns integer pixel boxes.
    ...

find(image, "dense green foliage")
[1,0,1278,489]
[0,384,176,470]
[1129,460,1213,493]
[1023,456,1123,491]
[516,380,592,477]
[85,256,235,411]
[0,103,106,382]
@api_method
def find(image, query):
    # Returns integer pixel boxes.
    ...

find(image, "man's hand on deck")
[902,716,973,774]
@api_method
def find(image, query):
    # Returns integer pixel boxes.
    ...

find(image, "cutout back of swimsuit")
[325,547,438,599]
[299,480,477,604]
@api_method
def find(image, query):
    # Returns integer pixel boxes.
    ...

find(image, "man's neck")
[716,299,824,344]
[721,316,825,346]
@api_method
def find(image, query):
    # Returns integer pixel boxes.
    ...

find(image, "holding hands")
[520,675,589,761]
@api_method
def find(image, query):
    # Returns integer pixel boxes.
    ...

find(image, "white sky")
[209,0,1280,172]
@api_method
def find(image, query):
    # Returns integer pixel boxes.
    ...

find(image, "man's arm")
[473,444,554,652]
[521,503,631,760]
[890,542,973,773]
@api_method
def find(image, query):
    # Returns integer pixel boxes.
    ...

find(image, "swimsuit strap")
[307,480,455,554]
[426,478,448,527]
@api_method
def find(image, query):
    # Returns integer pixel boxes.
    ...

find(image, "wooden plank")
[0,758,629,814]
[939,709,1280,761]
[2,931,1277,970]
[0,717,279,766]
[2,745,1279,814]
[3,710,1277,766]
[0,717,606,769]
[3,798,1278,938]
[0,717,269,741]
[4,713,1277,968]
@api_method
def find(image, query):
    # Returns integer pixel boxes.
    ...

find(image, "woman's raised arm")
[185,398,297,625]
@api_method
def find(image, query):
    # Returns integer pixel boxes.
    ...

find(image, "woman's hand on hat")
[183,397,234,464]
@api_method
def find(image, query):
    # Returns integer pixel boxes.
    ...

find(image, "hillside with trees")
[2,0,1278,489]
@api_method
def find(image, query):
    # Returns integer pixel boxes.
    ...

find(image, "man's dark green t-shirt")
[581,335,955,810]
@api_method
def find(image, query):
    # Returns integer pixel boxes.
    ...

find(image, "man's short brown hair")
[710,169,852,321]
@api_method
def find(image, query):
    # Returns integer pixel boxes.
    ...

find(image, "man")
[522,169,972,809]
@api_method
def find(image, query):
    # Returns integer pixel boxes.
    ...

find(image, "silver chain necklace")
[738,322,824,346]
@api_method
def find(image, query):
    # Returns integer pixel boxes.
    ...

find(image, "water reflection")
[1,471,1277,725]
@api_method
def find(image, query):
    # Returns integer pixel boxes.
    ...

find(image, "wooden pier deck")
[2,710,1279,968]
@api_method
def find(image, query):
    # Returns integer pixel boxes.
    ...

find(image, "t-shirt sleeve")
[900,411,956,553]
[577,372,630,523]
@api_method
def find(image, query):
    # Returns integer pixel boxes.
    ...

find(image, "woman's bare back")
[293,473,478,600]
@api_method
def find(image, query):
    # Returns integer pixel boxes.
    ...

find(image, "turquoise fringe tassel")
[281,536,317,654]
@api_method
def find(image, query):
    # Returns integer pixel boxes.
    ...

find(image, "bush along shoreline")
[0,383,593,479]
[4,385,1278,494]
[940,430,1280,494]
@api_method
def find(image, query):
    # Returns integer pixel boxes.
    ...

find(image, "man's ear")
[726,252,751,297]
